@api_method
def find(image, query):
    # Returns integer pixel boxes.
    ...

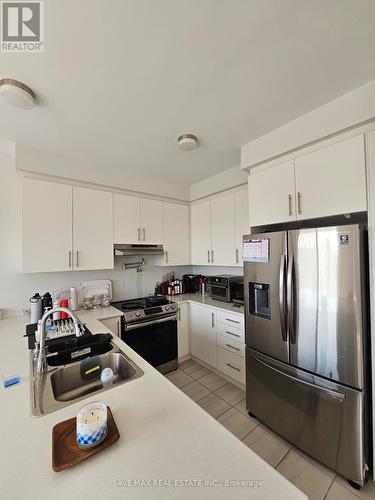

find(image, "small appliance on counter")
[207,275,243,302]
[182,274,203,293]
[231,279,244,306]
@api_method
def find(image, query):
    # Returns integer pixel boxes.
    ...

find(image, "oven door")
[208,284,230,302]
[122,315,178,374]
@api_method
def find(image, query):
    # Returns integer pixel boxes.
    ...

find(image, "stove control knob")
[171,304,176,310]
[135,312,141,317]
[165,306,170,311]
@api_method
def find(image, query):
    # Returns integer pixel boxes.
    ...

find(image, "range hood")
[114,243,164,256]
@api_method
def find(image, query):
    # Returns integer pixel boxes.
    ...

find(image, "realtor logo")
[1,1,44,52]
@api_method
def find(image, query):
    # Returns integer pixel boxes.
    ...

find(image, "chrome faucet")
[35,307,83,376]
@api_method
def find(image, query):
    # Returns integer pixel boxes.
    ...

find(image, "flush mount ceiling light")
[0,78,35,109]
[178,133,198,151]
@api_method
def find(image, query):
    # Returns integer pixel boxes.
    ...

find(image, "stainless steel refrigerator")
[244,224,370,486]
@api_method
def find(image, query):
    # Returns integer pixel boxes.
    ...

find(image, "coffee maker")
[182,274,202,293]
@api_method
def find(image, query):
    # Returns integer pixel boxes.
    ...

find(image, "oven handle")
[124,314,177,330]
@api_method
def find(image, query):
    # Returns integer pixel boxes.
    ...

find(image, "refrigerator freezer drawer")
[246,348,367,484]
[218,347,245,384]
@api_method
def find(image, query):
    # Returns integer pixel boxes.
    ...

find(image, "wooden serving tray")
[52,406,120,472]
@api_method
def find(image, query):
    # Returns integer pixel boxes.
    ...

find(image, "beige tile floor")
[166,359,375,500]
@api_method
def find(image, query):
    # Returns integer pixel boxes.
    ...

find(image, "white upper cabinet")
[163,203,189,265]
[140,198,164,244]
[22,178,73,273]
[114,194,141,243]
[210,194,236,266]
[191,201,211,265]
[73,187,114,271]
[234,189,249,266]
[294,134,367,220]
[249,160,296,227]
[114,194,163,244]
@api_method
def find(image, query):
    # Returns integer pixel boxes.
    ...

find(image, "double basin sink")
[30,342,143,416]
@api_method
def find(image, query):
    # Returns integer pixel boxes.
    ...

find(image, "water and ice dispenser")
[249,283,271,320]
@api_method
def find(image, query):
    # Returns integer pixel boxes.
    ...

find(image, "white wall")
[190,164,247,201]
[241,78,375,169]
[15,143,190,201]
[0,152,191,316]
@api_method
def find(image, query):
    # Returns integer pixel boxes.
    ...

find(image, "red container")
[60,298,69,318]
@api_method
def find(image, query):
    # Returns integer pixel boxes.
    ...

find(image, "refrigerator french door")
[244,224,370,485]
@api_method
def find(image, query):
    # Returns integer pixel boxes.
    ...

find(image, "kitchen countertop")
[172,293,244,315]
[0,311,304,500]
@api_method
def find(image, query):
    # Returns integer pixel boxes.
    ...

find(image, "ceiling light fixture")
[0,78,35,109]
[178,133,198,151]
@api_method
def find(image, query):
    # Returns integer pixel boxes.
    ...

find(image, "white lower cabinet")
[177,302,190,359]
[100,316,121,337]
[189,303,217,368]
[217,347,246,385]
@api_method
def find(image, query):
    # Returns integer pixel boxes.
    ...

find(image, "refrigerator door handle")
[251,354,346,401]
[287,254,296,344]
[279,254,287,342]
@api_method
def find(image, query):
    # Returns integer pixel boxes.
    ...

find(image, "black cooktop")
[111,295,172,312]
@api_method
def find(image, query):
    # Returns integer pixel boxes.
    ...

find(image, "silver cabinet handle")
[225,330,240,338]
[226,318,240,324]
[226,362,240,372]
[178,308,181,321]
[297,192,302,215]
[68,250,72,268]
[165,250,168,264]
[143,228,146,241]
[207,250,210,263]
[288,194,293,216]
[225,343,240,351]
[211,312,215,328]
[137,227,141,241]
[76,250,79,268]
[236,248,239,264]
[211,250,214,263]
[117,320,120,336]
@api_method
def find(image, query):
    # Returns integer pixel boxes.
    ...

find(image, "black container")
[182,274,202,293]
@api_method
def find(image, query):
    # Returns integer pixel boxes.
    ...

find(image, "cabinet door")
[190,201,211,265]
[140,198,164,244]
[114,193,141,243]
[295,135,367,220]
[22,178,72,273]
[234,189,249,266]
[73,187,114,270]
[189,303,217,368]
[177,302,190,358]
[248,160,296,227]
[210,194,236,266]
[100,317,121,336]
[163,203,190,265]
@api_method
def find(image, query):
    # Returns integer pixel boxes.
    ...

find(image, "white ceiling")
[1,0,375,187]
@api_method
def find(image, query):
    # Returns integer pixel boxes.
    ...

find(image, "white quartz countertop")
[172,293,244,315]
[0,310,305,500]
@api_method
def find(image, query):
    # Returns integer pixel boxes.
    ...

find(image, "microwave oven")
[207,275,242,302]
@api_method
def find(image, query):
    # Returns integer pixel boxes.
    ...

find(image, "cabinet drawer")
[216,310,244,329]
[217,347,245,384]
[217,322,244,343]
[217,334,245,358]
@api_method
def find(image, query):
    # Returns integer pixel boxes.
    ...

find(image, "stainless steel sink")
[30,344,143,416]
[51,352,136,402]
